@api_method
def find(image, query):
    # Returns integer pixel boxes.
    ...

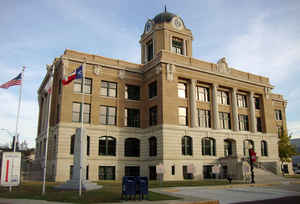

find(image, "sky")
[0,0,299,148]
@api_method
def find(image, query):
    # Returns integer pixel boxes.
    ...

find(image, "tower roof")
[153,11,176,24]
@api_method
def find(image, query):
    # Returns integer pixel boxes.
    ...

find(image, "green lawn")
[285,174,300,179]
[0,180,238,203]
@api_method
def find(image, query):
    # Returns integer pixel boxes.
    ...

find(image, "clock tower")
[140,10,193,64]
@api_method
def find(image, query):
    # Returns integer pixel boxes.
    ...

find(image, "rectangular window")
[171,165,175,175]
[125,166,140,177]
[86,165,89,180]
[217,90,230,105]
[219,112,231,129]
[149,106,157,126]
[87,136,90,156]
[182,165,193,180]
[100,81,117,97]
[70,165,74,180]
[73,78,92,94]
[125,85,140,100]
[275,110,282,120]
[277,126,283,137]
[178,107,188,126]
[172,37,184,55]
[149,166,157,180]
[72,102,91,123]
[237,94,247,107]
[125,108,140,128]
[146,40,153,61]
[100,106,116,125]
[177,83,187,98]
[98,166,115,180]
[256,117,262,132]
[198,109,211,128]
[148,81,157,98]
[238,114,249,131]
[255,97,261,109]
[197,86,210,102]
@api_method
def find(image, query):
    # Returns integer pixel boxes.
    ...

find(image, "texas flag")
[62,65,83,85]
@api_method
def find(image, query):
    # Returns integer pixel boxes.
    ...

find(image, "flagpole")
[10,66,25,192]
[79,61,86,197]
[42,65,54,195]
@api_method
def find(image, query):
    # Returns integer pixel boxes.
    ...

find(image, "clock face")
[172,17,183,30]
[145,20,153,33]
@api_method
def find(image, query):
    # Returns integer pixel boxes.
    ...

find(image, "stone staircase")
[252,167,288,184]
[22,160,43,181]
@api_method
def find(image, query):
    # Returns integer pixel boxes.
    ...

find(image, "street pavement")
[151,182,300,204]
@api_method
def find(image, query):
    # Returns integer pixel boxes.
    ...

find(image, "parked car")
[294,169,300,174]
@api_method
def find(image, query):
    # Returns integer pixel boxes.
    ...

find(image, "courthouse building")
[35,10,288,181]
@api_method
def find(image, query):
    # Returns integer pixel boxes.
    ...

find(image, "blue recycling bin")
[121,176,137,200]
[136,176,149,200]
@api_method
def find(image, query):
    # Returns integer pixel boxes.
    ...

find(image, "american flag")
[0,73,22,89]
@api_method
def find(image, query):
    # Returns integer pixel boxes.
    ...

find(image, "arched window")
[98,136,116,156]
[224,139,233,157]
[182,136,193,155]
[243,140,254,156]
[125,138,140,157]
[261,140,268,156]
[70,135,75,155]
[202,137,216,156]
[149,137,157,156]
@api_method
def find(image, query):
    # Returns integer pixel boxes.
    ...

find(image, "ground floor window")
[149,166,157,180]
[203,165,216,179]
[70,165,74,180]
[99,166,115,180]
[182,165,193,180]
[125,166,140,176]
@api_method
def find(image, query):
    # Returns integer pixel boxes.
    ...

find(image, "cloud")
[0,91,38,147]
[224,13,300,84]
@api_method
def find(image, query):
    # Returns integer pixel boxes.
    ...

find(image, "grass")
[284,174,300,179]
[0,179,240,203]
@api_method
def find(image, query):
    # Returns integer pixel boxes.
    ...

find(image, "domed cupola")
[153,11,176,24]
[140,8,193,64]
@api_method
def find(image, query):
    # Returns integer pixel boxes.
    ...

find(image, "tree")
[278,131,296,174]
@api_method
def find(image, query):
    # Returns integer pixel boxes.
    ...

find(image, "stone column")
[249,91,256,132]
[189,79,198,127]
[232,88,239,131]
[212,84,219,129]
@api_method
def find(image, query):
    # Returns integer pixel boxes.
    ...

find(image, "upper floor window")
[149,106,157,126]
[238,114,249,131]
[255,97,261,109]
[101,81,117,97]
[261,140,268,156]
[237,94,247,107]
[172,37,184,55]
[125,108,140,128]
[125,85,140,100]
[146,40,153,62]
[182,136,193,156]
[219,112,231,129]
[73,78,92,94]
[217,90,230,105]
[149,137,157,156]
[198,109,211,128]
[197,86,210,102]
[256,117,262,132]
[275,110,282,120]
[100,106,116,125]
[125,138,140,157]
[98,136,116,156]
[177,83,187,98]
[202,137,216,156]
[178,107,188,126]
[148,81,157,99]
[72,102,90,123]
